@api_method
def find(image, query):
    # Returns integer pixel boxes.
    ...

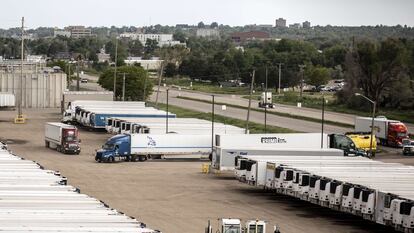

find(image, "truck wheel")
[108,157,114,163]
[138,155,147,162]
[131,155,137,162]
[45,141,49,148]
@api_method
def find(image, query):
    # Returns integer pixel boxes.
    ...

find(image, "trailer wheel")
[130,155,137,162]
[138,155,147,162]
[45,141,49,148]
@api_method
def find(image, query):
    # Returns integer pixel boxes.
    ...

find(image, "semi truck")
[95,134,211,162]
[258,92,274,108]
[45,122,80,154]
[355,117,409,147]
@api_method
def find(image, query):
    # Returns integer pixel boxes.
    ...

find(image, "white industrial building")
[196,28,220,38]
[124,57,163,70]
[119,33,183,47]
[0,60,67,108]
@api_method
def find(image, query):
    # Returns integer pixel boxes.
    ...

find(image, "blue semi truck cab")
[96,134,131,162]
[95,134,149,162]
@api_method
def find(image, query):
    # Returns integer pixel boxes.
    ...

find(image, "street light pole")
[321,95,325,148]
[166,89,169,134]
[122,73,126,101]
[113,38,118,100]
[211,95,215,153]
[264,66,268,133]
[355,93,376,157]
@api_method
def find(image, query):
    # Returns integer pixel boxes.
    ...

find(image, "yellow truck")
[345,132,377,154]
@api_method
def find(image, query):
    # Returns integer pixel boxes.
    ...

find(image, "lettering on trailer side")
[261,137,287,144]
[146,136,156,147]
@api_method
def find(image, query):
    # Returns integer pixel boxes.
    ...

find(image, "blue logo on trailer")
[147,136,156,147]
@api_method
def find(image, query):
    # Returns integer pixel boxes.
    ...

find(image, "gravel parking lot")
[0,108,409,233]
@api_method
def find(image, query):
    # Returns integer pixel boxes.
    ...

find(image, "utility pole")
[298,64,306,102]
[278,63,283,94]
[16,16,24,122]
[113,38,118,100]
[155,63,164,106]
[143,64,149,101]
[67,64,71,89]
[245,70,255,134]
[76,59,80,91]
[264,66,268,133]
[166,89,169,134]
[122,73,126,101]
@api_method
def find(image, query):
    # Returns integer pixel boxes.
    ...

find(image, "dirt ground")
[1,108,411,233]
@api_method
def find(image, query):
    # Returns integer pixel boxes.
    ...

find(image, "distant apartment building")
[230,31,270,43]
[119,33,183,47]
[54,28,71,37]
[64,26,92,38]
[275,18,287,28]
[196,28,219,38]
[176,24,189,29]
[289,23,301,29]
[303,21,311,28]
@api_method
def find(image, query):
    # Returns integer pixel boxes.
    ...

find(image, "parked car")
[81,78,88,83]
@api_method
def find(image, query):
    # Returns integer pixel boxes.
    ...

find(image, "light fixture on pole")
[355,93,376,157]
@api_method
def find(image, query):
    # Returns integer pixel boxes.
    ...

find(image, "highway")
[155,87,414,132]
[150,88,351,133]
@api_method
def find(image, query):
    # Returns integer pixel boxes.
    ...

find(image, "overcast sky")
[1,0,413,29]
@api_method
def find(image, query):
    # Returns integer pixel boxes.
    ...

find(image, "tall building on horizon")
[303,21,311,28]
[275,18,287,28]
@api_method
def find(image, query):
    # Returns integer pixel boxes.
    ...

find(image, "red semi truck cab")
[387,122,409,147]
[45,122,81,154]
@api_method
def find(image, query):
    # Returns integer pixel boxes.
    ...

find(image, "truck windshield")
[103,143,115,150]
[64,136,76,142]
[397,132,407,137]
[223,225,240,233]
[249,225,264,233]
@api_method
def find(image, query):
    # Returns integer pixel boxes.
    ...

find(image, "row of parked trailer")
[62,100,176,128]
[0,146,160,233]
[218,150,414,232]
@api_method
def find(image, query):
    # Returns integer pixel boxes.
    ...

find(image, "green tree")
[344,38,408,104]
[128,40,143,56]
[144,39,159,55]
[98,66,153,101]
[210,22,218,28]
[164,62,177,77]
[305,66,331,87]
[197,21,205,28]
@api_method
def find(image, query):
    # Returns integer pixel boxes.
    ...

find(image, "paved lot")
[1,108,411,232]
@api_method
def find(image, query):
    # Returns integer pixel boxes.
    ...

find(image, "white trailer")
[95,134,213,162]
[0,92,15,107]
[212,133,330,171]
[63,100,146,123]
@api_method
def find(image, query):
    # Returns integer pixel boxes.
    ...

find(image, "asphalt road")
[151,88,351,133]
[162,87,414,132]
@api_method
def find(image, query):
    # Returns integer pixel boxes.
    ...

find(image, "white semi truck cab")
[258,92,274,108]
